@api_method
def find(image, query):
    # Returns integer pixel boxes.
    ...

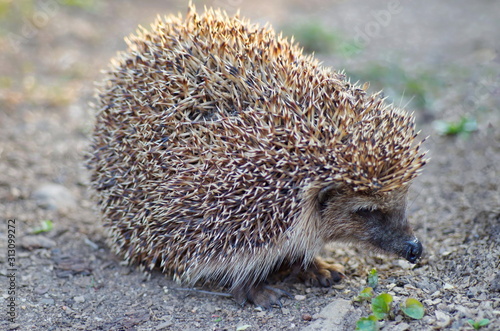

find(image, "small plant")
[467,318,490,330]
[0,0,35,21]
[0,0,10,18]
[433,116,477,137]
[355,315,378,331]
[354,269,425,329]
[400,298,425,320]
[367,268,378,289]
[281,22,359,57]
[60,0,98,9]
[281,22,339,54]
[354,287,375,302]
[32,219,54,234]
[371,293,393,320]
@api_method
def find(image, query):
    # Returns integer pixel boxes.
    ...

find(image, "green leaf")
[371,293,393,320]
[60,0,97,9]
[400,298,425,319]
[433,116,477,136]
[0,1,11,19]
[355,315,379,331]
[358,287,374,301]
[354,287,374,302]
[467,319,490,330]
[32,220,54,234]
[478,319,491,327]
[467,319,478,329]
[367,269,378,288]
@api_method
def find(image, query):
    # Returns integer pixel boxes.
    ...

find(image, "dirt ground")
[1,0,499,330]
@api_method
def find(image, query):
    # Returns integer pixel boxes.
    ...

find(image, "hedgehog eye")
[355,207,381,219]
[355,207,372,217]
[356,207,381,217]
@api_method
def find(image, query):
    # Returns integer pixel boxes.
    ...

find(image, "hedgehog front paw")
[231,283,292,309]
[299,257,345,287]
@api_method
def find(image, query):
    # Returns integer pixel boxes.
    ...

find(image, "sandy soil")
[1,0,499,330]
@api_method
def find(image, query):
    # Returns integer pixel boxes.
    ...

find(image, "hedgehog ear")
[317,182,344,207]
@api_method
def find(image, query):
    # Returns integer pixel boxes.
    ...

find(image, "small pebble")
[155,320,173,330]
[32,183,76,211]
[21,235,56,250]
[295,295,306,301]
[431,290,441,298]
[443,283,454,290]
[204,304,216,314]
[74,295,85,303]
[392,322,410,331]
[302,313,312,321]
[40,298,55,305]
[435,311,451,328]
[34,285,50,295]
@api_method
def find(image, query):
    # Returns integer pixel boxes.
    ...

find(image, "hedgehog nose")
[404,240,423,264]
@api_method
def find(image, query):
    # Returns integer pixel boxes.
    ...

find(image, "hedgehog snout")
[403,239,423,263]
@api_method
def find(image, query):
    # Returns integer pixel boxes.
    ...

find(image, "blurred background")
[1,0,499,130]
[0,0,499,330]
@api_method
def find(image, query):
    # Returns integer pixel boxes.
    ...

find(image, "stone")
[32,183,76,211]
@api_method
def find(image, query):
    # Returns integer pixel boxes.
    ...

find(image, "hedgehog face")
[317,184,423,263]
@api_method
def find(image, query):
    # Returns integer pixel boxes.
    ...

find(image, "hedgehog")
[88,4,427,308]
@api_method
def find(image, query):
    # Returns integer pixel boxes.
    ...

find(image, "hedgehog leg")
[231,282,292,309]
[298,257,345,287]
